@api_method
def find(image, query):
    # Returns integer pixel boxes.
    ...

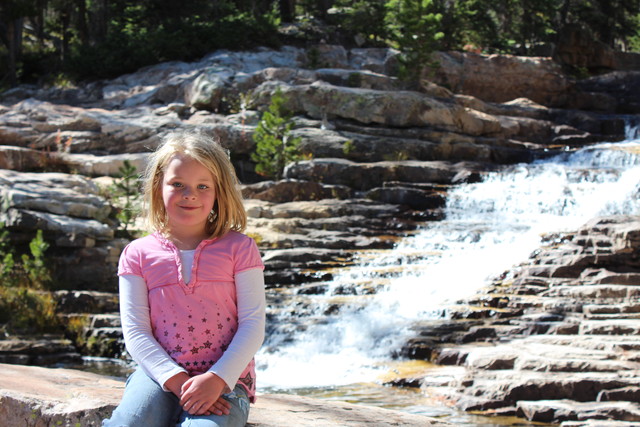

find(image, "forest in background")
[1,0,639,89]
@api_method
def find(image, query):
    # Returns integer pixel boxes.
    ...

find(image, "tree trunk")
[6,17,24,87]
[90,0,109,44]
[76,0,89,45]
[279,0,295,23]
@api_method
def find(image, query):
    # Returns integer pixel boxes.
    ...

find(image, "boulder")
[0,363,448,427]
[553,24,617,72]
[284,158,463,190]
[0,146,47,171]
[0,170,111,222]
[62,152,149,177]
[253,80,504,135]
[431,51,572,107]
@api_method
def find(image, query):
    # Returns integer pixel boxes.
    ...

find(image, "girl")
[104,131,265,427]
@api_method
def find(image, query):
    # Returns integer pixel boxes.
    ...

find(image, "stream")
[256,122,640,425]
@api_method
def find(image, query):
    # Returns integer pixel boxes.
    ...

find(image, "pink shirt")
[118,231,264,401]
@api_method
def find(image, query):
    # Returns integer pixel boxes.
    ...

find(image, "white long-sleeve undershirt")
[119,257,265,392]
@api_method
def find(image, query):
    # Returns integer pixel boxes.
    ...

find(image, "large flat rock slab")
[0,363,447,426]
[0,363,122,427]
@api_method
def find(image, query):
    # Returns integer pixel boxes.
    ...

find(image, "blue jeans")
[103,369,250,427]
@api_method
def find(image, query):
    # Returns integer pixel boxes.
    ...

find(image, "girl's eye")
[171,182,183,188]
[198,184,209,190]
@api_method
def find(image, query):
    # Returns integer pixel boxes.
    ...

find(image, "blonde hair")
[142,130,247,238]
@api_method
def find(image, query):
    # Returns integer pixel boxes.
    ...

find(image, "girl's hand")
[180,372,227,415]
[204,395,232,416]
[164,372,190,398]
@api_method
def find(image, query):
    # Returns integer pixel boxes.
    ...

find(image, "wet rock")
[396,215,640,424]
[0,337,82,366]
[517,400,640,423]
[598,386,640,402]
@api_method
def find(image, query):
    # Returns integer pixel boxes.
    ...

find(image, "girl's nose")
[182,187,197,199]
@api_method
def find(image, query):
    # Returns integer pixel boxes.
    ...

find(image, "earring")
[208,209,217,223]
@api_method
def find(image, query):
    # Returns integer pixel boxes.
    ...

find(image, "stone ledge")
[0,363,448,426]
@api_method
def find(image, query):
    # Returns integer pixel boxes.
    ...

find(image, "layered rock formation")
[1,46,631,289]
[1,45,639,425]
[396,215,640,425]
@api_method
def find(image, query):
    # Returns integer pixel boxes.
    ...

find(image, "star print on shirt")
[239,373,254,390]
[190,346,199,355]
[202,317,207,323]
[188,325,195,333]
[203,341,212,349]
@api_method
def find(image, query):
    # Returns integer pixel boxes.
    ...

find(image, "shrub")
[0,228,59,335]
[251,89,302,181]
[111,160,141,235]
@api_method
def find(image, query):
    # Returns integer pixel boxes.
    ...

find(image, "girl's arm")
[119,274,188,393]
[209,267,266,387]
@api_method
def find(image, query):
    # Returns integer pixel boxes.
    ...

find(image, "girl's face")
[162,154,217,238]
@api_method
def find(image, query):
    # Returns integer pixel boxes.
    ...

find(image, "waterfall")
[257,123,640,393]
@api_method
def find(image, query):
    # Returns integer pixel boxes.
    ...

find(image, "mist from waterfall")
[257,123,640,392]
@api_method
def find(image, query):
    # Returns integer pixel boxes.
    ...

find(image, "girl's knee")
[103,369,180,427]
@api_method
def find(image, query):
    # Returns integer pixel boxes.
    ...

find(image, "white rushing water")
[257,123,640,392]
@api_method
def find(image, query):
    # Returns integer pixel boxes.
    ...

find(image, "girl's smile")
[162,154,217,245]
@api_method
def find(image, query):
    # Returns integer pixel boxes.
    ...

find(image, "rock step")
[542,284,640,300]
[562,421,640,427]
[580,319,640,335]
[0,336,82,366]
[54,290,119,314]
[60,313,122,329]
[90,314,122,329]
[584,312,640,320]
[584,302,640,315]
[517,400,640,423]
[58,313,125,359]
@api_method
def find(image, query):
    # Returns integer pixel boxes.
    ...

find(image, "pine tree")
[251,89,302,181]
